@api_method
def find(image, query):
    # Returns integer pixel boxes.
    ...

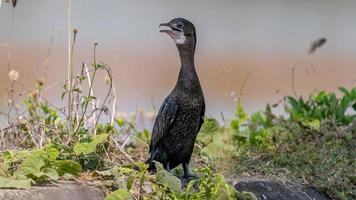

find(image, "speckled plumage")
[147,18,205,178]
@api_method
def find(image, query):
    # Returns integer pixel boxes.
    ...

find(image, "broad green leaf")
[74,142,95,155]
[0,162,9,177]
[74,134,108,155]
[155,169,181,194]
[53,160,81,176]
[16,153,59,181]
[3,150,31,162]
[33,168,59,181]
[153,161,164,171]
[339,87,350,96]
[105,189,132,200]
[0,177,31,189]
[17,155,44,175]
[47,147,59,161]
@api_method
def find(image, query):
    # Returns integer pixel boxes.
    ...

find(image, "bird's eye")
[176,23,183,29]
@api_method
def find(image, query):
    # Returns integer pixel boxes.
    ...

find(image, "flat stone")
[0,182,105,200]
[234,177,331,200]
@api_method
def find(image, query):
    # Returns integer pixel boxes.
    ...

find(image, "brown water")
[1,0,356,118]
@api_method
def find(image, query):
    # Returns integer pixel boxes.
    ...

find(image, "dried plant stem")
[7,3,16,74]
[111,136,134,163]
[290,63,316,97]
[67,0,73,132]
[74,43,98,135]
[67,28,77,129]
[238,68,260,103]
[110,78,118,126]
[84,63,97,121]
[291,66,297,97]
[93,65,113,129]
[42,30,55,84]
[25,123,39,149]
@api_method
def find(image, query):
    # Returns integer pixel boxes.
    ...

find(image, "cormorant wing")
[198,102,205,131]
[149,97,179,153]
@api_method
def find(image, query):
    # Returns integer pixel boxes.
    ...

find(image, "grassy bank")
[0,63,355,199]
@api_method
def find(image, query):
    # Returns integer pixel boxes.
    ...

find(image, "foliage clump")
[1,41,355,200]
[228,88,356,200]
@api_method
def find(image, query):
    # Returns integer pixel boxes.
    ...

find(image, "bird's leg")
[182,162,191,179]
[182,162,198,180]
[164,162,171,172]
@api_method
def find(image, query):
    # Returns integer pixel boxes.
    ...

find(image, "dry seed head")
[36,78,44,87]
[73,28,78,34]
[94,41,98,46]
[8,70,19,81]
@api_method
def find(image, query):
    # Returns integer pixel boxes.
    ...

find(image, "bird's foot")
[180,174,199,181]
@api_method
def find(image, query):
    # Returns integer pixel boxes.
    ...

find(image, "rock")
[0,181,105,200]
[234,177,331,200]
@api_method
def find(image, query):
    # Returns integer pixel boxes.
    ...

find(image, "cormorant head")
[159,18,197,52]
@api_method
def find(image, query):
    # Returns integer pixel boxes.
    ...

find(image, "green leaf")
[153,161,164,171]
[306,119,320,131]
[17,155,44,175]
[0,162,9,177]
[339,87,350,96]
[236,103,249,123]
[53,160,81,176]
[0,177,31,189]
[74,134,109,155]
[16,153,59,181]
[47,147,59,161]
[36,168,59,181]
[155,169,181,194]
[74,142,95,155]
[105,189,132,200]
[3,150,31,162]
[92,133,109,145]
[116,118,125,127]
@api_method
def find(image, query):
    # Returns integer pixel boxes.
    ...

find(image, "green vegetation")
[0,39,354,199]
[227,87,355,200]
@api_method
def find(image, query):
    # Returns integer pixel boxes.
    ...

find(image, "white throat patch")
[174,34,186,44]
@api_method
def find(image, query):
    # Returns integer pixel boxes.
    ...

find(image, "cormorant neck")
[176,46,200,88]
[177,46,195,71]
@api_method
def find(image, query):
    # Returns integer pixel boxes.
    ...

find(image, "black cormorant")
[147,18,205,179]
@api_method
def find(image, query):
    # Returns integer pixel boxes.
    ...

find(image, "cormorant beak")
[159,23,182,34]
[159,23,171,33]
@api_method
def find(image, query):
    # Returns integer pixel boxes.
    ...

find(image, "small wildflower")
[8,70,19,81]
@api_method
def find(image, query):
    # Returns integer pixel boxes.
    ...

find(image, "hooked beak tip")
[159,23,171,33]
[159,23,170,28]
